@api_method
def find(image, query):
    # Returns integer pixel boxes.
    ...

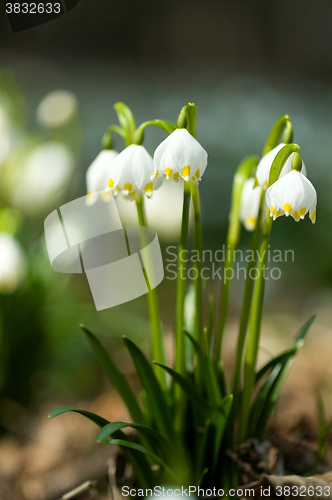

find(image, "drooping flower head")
[86,149,118,205]
[239,178,263,231]
[256,143,306,188]
[152,128,208,184]
[105,144,163,200]
[265,153,317,223]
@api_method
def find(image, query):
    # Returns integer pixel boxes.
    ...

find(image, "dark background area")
[1,0,332,78]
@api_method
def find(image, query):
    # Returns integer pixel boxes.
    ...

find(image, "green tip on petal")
[291,152,302,172]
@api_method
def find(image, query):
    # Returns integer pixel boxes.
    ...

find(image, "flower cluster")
[86,128,208,202]
[240,146,317,229]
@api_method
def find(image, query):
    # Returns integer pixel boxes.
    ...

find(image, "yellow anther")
[270,206,275,215]
[165,168,173,178]
[145,182,153,194]
[194,169,200,179]
[108,178,114,188]
[311,210,316,222]
[173,172,180,181]
[128,190,137,198]
[284,203,292,215]
[246,217,256,228]
[300,208,306,216]
[124,183,133,192]
[293,210,300,220]
[181,165,190,180]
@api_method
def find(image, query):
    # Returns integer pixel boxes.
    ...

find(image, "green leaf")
[196,395,233,485]
[253,316,316,438]
[154,363,211,411]
[122,337,173,439]
[80,325,146,425]
[185,330,222,407]
[48,406,154,488]
[97,421,169,453]
[113,102,137,144]
[103,439,178,482]
[292,315,316,345]
[255,345,299,383]
[48,406,109,427]
[196,468,209,488]
[255,316,316,384]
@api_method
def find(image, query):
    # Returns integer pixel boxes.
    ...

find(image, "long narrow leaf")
[48,406,154,487]
[254,316,316,437]
[255,346,299,383]
[81,325,146,425]
[97,421,169,452]
[122,337,173,439]
[113,102,136,143]
[104,439,178,482]
[154,362,211,411]
[185,330,222,407]
[292,315,316,345]
[49,406,109,427]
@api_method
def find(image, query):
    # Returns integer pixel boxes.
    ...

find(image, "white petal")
[266,170,317,222]
[86,149,118,193]
[153,128,207,183]
[240,178,263,231]
[256,143,285,187]
[0,233,26,293]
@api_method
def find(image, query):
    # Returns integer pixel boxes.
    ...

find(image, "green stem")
[213,155,259,366]
[239,209,272,441]
[135,196,166,390]
[174,182,192,431]
[213,241,235,365]
[191,183,204,346]
[232,190,265,434]
[239,144,300,441]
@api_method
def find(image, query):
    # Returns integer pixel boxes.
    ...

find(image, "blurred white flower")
[266,170,317,223]
[0,104,12,167]
[239,178,263,231]
[11,142,74,214]
[152,128,208,184]
[256,143,306,188]
[86,149,118,205]
[0,233,26,293]
[105,144,163,200]
[36,90,78,128]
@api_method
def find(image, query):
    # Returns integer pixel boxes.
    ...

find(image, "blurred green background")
[0,0,331,434]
